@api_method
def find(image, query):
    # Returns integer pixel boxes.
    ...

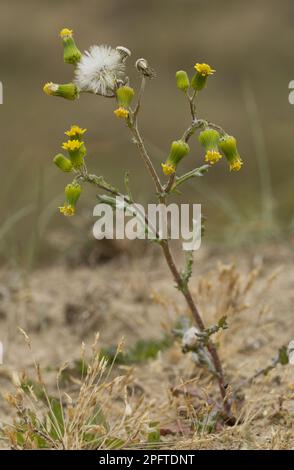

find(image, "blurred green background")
[1,0,294,266]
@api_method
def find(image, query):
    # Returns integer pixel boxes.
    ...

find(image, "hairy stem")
[128,122,163,194]
[160,224,232,419]
[133,76,146,120]
[126,110,233,419]
[187,90,197,120]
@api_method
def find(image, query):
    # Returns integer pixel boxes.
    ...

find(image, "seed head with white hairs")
[74,45,130,97]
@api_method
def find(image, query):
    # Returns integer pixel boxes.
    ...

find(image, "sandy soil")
[0,241,294,449]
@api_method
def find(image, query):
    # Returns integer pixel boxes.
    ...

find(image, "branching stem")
[82,76,234,420]
[125,91,233,419]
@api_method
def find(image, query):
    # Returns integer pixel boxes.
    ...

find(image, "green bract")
[175,71,190,92]
[53,153,73,172]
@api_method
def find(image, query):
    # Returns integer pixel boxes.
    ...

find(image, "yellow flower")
[161,163,176,176]
[194,63,215,76]
[114,107,129,119]
[62,140,83,151]
[229,158,243,172]
[59,204,75,216]
[65,125,87,138]
[60,28,73,38]
[43,82,56,96]
[43,82,78,100]
[205,150,222,164]
[219,135,243,172]
[62,139,86,168]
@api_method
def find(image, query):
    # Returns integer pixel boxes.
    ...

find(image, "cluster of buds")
[43,28,131,101]
[46,27,244,223]
[176,63,215,94]
[198,129,243,171]
[43,27,162,125]
[53,125,87,216]
[161,62,242,176]
[161,126,242,175]
[54,125,87,171]
[43,29,81,100]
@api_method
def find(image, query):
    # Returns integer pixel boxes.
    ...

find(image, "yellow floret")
[194,63,215,76]
[229,158,243,172]
[60,28,73,38]
[114,107,129,119]
[62,140,83,151]
[205,150,222,164]
[59,204,75,216]
[161,163,176,176]
[43,82,56,96]
[65,125,87,137]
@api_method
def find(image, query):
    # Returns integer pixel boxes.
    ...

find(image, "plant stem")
[126,115,233,419]
[80,172,161,241]
[133,76,146,120]
[128,121,163,195]
[187,90,197,120]
[160,222,232,419]
[164,173,175,193]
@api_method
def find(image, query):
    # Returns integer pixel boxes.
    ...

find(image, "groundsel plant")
[44,28,245,422]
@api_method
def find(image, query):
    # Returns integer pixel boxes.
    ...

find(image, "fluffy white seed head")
[74,45,126,96]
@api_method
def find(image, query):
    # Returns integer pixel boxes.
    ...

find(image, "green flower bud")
[161,140,190,175]
[191,63,215,91]
[60,28,81,65]
[116,86,135,108]
[198,128,222,164]
[59,182,82,217]
[43,82,78,100]
[175,71,190,92]
[62,139,86,168]
[65,182,82,206]
[53,153,73,172]
[219,135,243,171]
[199,128,220,149]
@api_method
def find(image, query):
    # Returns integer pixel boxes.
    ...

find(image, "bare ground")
[0,240,294,449]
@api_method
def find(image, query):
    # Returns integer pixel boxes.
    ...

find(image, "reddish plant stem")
[160,240,231,417]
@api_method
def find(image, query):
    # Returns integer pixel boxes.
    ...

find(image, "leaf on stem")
[172,164,210,192]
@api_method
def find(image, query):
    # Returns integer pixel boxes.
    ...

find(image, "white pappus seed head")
[74,45,126,96]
